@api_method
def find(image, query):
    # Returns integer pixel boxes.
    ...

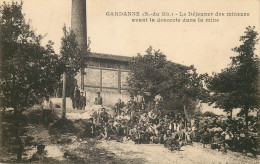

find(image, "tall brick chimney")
[71,0,87,50]
[71,0,87,89]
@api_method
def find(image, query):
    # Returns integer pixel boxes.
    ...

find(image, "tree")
[128,46,206,115]
[60,25,87,77]
[231,26,259,128]
[159,62,207,115]
[0,2,61,161]
[206,26,259,128]
[59,25,90,118]
[1,1,61,111]
[205,68,238,118]
[128,46,167,98]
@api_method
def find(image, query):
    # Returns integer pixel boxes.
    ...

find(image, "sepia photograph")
[0,0,259,163]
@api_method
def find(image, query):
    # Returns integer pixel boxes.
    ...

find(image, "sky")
[1,0,259,75]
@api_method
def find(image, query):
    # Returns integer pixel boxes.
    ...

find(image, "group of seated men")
[82,98,259,157]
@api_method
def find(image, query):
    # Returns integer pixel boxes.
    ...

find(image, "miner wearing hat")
[94,91,103,105]
[74,85,80,109]
[79,91,86,110]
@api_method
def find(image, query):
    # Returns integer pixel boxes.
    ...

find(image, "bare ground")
[98,140,260,164]
[4,123,256,164]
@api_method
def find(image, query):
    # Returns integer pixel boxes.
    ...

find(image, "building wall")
[102,69,118,88]
[76,59,131,106]
[84,68,100,86]
[84,88,130,107]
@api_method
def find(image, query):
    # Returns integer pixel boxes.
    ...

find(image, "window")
[88,61,100,67]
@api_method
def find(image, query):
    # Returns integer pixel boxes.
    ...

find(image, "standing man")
[94,91,103,105]
[74,85,80,109]
[137,92,145,110]
[127,95,137,117]
[41,96,53,128]
[79,91,86,110]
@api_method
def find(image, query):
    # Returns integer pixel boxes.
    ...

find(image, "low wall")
[85,87,130,106]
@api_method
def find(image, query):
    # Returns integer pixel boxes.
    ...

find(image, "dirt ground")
[97,140,259,164]
[23,125,259,164]
[23,125,138,164]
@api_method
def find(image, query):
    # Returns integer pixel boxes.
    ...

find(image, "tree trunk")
[230,109,233,119]
[62,73,66,119]
[245,106,249,131]
[16,133,23,162]
[14,108,23,162]
[184,105,187,129]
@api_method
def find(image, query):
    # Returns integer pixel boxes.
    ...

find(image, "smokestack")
[71,0,87,50]
[71,0,87,89]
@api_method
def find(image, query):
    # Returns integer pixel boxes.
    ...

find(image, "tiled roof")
[88,52,132,62]
[87,52,187,68]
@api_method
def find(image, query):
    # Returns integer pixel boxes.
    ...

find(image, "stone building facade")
[75,52,132,106]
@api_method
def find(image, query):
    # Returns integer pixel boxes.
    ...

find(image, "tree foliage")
[230,26,259,112]
[0,2,63,161]
[128,46,167,97]
[0,1,61,111]
[60,25,89,77]
[205,68,238,114]
[128,46,206,113]
[206,26,259,125]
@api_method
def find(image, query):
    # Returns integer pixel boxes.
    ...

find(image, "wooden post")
[118,65,121,94]
[0,28,2,109]
[62,72,66,119]
[100,61,102,92]
[81,68,84,90]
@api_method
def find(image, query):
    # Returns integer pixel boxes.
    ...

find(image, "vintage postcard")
[0,0,259,163]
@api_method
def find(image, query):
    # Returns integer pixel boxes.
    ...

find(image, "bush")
[203,111,217,117]
[49,119,79,135]
[25,109,42,125]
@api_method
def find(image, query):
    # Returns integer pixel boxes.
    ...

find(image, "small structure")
[75,52,132,106]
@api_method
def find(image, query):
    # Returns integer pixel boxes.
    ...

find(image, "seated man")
[199,124,211,147]
[84,118,96,138]
[139,113,149,123]
[171,131,182,151]
[191,127,200,142]
[115,123,124,136]
[114,99,125,116]
[129,125,139,143]
[163,130,173,147]
[211,132,224,151]
[94,91,103,105]
[221,127,234,150]
[138,121,147,144]
[99,107,109,123]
